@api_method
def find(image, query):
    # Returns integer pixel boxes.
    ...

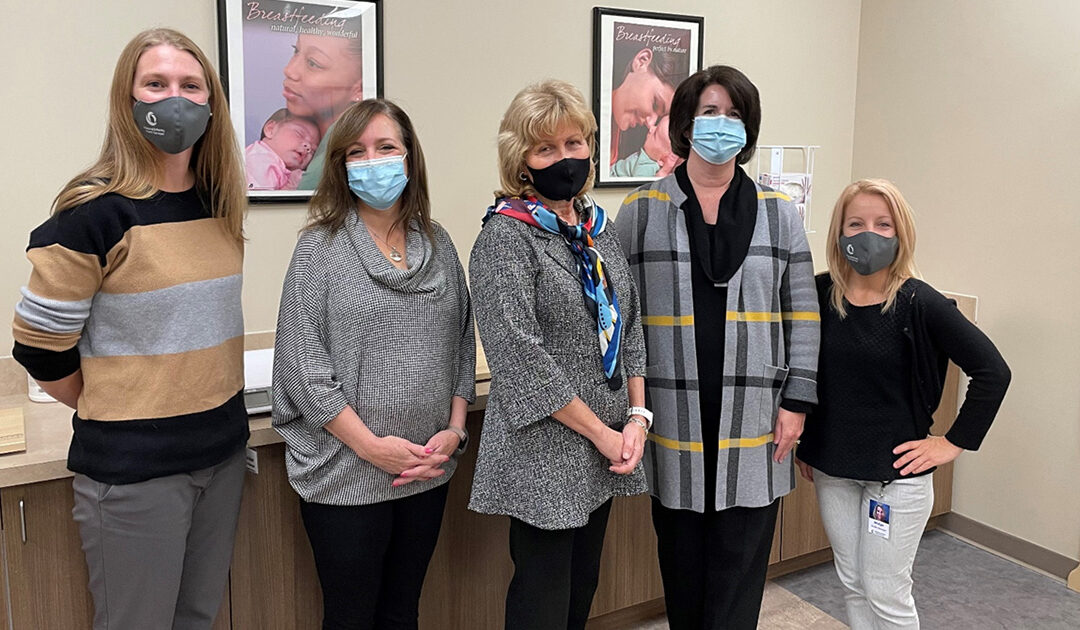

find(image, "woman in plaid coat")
[613,65,820,629]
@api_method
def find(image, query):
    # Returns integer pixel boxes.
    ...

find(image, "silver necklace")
[369,228,403,262]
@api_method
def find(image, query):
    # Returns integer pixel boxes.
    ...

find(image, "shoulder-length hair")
[53,28,246,241]
[305,99,433,242]
[495,80,597,199]
[668,65,761,165]
[825,178,920,318]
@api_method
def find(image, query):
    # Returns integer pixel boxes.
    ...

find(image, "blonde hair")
[495,80,597,198]
[825,179,920,318]
[52,28,246,241]
[306,99,433,242]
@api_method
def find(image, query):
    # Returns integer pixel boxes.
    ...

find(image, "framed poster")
[218,0,382,202]
[592,7,703,188]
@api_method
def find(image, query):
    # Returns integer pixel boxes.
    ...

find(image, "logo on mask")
[846,243,855,256]
[145,111,157,126]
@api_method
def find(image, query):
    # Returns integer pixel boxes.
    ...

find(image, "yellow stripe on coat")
[648,432,776,452]
[623,190,672,205]
[726,311,821,322]
[757,191,792,201]
[642,315,695,326]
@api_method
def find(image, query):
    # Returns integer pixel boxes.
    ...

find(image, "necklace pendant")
[389,248,403,262]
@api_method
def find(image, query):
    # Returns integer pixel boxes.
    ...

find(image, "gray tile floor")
[626,531,1080,629]
[776,531,1080,630]
[629,582,847,629]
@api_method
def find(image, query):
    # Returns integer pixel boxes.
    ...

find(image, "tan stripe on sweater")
[100,218,243,294]
[77,335,244,421]
[26,245,103,302]
[12,314,80,352]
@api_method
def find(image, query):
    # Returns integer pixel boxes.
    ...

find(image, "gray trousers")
[814,469,934,630]
[72,448,246,630]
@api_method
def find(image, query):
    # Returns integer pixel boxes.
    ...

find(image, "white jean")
[813,469,934,630]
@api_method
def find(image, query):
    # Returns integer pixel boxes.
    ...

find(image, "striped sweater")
[613,175,820,512]
[12,189,248,484]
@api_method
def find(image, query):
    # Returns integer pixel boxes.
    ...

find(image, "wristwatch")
[447,425,469,455]
[627,406,653,431]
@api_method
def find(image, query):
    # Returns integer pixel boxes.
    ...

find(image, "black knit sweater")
[798,275,1011,481]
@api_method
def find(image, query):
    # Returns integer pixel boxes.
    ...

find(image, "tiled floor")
[626,531,1080,629]
[628,583,846,629]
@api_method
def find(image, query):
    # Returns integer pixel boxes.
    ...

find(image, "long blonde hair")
[52,28,246,241]
[825,179,920,317]
[305,99,433,242]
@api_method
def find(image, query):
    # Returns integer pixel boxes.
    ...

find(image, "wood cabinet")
[589,494,665,618]
[417,411,513,629]
[228,442,322,629]
[230,412,668,630]
[0,478,231,630]
[779,477,832,561]
[1,478,93,629]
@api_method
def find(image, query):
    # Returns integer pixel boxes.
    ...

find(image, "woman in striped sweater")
[13,28,248,629]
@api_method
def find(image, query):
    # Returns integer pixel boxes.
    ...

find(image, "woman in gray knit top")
[271,100,476,629]
[468,80,649,630]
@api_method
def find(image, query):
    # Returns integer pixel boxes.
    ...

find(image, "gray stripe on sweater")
[15,287,92,334]
[80,275,243,357]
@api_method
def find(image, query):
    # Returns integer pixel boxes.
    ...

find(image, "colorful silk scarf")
[484,196,624,390]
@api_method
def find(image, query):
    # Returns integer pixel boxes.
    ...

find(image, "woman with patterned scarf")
[468,79,649,630]
[614,65,821,629]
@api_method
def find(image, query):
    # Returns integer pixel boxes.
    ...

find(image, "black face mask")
[527,157,590,202]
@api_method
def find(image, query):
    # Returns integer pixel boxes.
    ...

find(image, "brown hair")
[621,47,686,90]
[825,179,921,318]
[52,28,246,241]
[668,65,761,164]
[495,80,597,198]
[305,99,432,241]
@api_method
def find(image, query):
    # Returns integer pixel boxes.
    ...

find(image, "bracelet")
[627,406,653,431]
[627,416,649,434]
[447,426,469,455]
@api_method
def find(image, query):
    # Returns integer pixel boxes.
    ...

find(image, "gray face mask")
[132,97,211,154]
[839,231,899,275]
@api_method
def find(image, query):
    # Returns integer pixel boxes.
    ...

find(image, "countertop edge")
[0,380,490,489]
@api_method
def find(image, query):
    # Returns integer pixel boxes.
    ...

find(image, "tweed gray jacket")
[468,209,648,530]
[614,175,820,512]
[272,213,476,505]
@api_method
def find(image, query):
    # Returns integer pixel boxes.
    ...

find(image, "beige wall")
[5,0,1073,570]
[0,0,860,352]
[852,0,1080,560]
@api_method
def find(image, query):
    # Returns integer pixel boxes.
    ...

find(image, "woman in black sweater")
[795,179,1010,630]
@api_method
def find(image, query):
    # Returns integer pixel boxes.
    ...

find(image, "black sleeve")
[12,342,81,381]
[780,398,814,414]
[920,286,1011,450]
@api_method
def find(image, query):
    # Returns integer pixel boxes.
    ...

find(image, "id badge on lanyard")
[868,482,891,539]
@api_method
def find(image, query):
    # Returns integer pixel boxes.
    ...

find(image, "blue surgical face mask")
[691,115,747,165]
[346,154,408,211]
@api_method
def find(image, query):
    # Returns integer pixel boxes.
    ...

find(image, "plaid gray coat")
[613,175,820,512]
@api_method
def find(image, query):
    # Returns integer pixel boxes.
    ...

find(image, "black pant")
[300,483,450,630]
[651,497,780,630]
[505,499,613,630]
